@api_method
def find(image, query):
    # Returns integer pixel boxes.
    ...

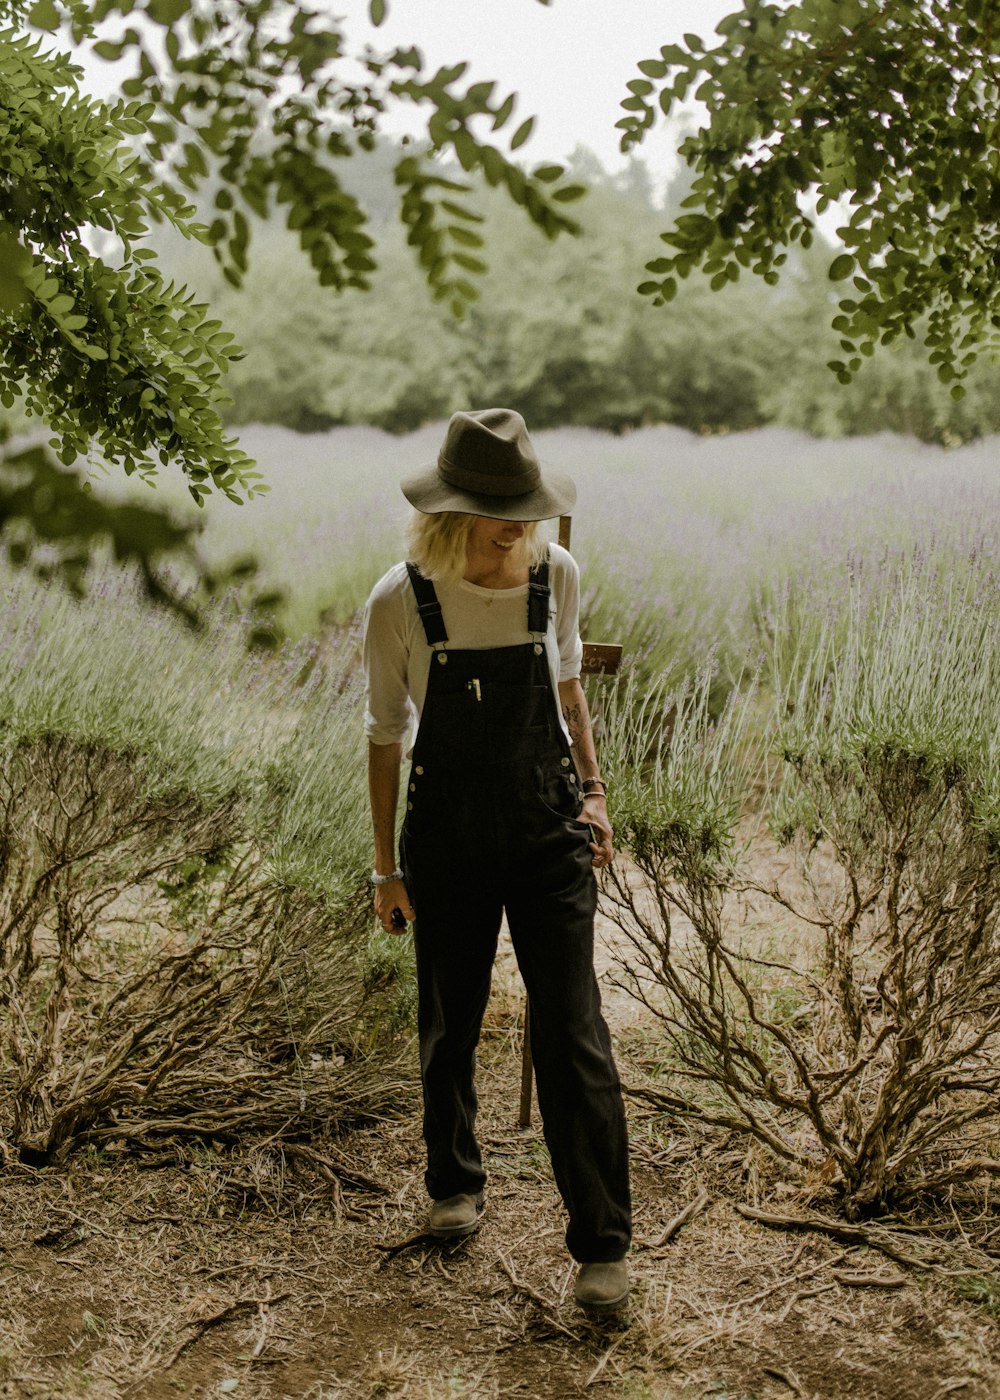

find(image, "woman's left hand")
[581,793,614,870]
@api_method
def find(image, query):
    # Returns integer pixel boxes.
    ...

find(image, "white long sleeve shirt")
[363,543,584,752]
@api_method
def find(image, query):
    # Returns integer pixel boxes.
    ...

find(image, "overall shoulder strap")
[405,562,449,646]
[527,548,551,635]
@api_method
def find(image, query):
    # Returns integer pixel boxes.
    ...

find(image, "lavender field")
[7,421,1000,877]
[5,424,1000,1398]
[0,418,996,922]
[92,419,1000,665]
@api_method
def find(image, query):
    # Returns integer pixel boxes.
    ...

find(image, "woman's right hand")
[374,878,416,934]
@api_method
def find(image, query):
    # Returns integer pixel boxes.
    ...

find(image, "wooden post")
[517,514,622,1131]
[517,1009,534,1131]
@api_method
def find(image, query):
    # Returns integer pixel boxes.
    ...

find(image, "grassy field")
[4,423,1000,1397]
[94,419,1000,678]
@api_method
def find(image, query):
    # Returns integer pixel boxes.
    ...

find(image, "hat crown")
[399,406,576,520]
[438,409,541,498]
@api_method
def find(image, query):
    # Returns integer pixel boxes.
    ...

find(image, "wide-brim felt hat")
[400,408,576,520]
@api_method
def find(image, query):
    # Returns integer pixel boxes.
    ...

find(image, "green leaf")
[452,128,477,171]
[480,146,506,185]
[829,254,856,281]
[464,80,496,109]
[510,117,534,151]
[447,225,483,248]
[451,252,487,273]
[551,184,587,204]
[146,0,190,23]
[492,93,515,131]
[369,0,387,24]
[27,0,60,31]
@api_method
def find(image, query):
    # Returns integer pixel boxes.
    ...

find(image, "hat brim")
[400,463,576,521]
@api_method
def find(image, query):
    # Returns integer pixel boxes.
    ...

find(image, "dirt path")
[0,910,998,1399]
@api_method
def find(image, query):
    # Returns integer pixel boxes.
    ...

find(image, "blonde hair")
[406,512,550,583]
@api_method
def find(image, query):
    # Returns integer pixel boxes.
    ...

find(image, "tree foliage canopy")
[1,0,580,496]
[620,0,1000,397]
[0,0,578,613]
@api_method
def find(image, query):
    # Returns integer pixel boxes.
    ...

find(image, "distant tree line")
[167,145,1000,447]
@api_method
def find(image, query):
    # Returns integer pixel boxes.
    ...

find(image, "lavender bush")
[603,557,1000,1218]
[0,566,413,1159]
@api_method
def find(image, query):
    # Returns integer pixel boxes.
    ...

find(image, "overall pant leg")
[403,813,503,1202]
[503,783,632,1263]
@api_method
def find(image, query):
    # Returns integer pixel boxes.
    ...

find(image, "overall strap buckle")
[406,562,449,646]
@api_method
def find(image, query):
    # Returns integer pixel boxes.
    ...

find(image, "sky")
[335,0,737,179]
[73,2,741,188]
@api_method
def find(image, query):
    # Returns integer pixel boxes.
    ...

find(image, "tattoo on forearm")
[562,700,589,749]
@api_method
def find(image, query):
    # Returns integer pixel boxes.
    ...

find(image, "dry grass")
[0,895,998,1399]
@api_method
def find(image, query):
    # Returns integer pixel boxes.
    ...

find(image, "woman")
[363,408,631,1311]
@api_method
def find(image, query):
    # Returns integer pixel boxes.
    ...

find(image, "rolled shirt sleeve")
[554,546,584,682]
[363,566,417,747]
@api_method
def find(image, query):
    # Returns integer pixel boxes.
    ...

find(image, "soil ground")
[1,908,999,1400]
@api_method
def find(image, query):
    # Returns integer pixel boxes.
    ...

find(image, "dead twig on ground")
[163,1291,291,1368]
[832,1268,909,1288]
[584,1331,629,1387]
[763,1365,804,1395]
[374,1229,441,1260]
[776,1284,838,1323]
[642,1187,711,1251]
[495,1252,583,1342]
[282,1140,390,1195]
[736,1203,930,1269]
[728,1249,848,1312]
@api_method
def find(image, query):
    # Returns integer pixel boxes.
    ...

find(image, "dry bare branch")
[0,737,414,1162]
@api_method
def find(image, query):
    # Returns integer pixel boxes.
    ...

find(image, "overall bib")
[399,556,631,1263]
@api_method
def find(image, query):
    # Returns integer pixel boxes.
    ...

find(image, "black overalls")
[399,554,631,1264]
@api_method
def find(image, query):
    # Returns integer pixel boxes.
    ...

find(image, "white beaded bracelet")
[371,868,404,886]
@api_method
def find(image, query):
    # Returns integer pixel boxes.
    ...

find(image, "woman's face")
[466,516,527,562]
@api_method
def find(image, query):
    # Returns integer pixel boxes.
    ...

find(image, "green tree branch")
[0,0,578,618]
[622,0,1000,396]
